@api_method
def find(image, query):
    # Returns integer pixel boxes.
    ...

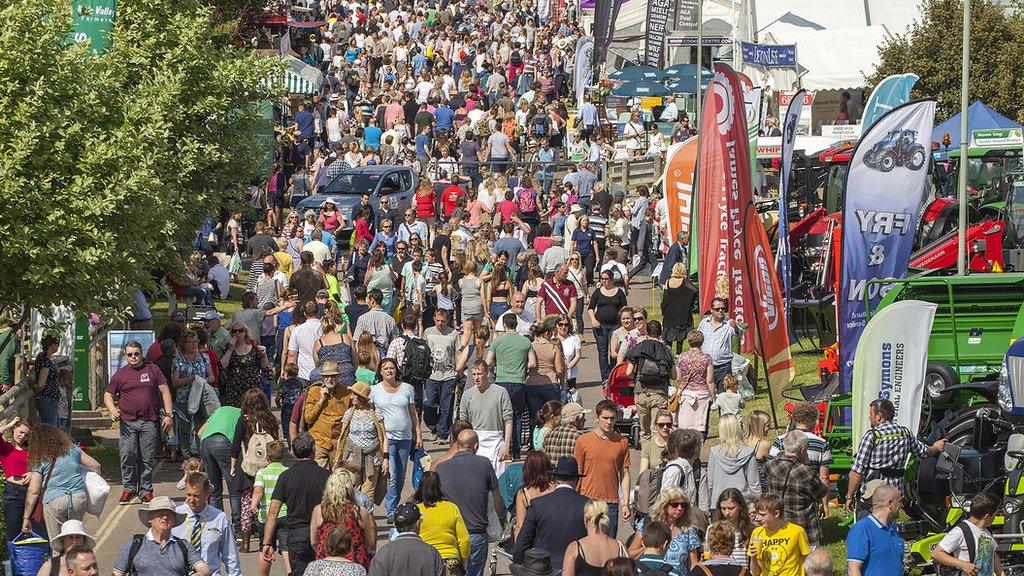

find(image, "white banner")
[851,300,937,450]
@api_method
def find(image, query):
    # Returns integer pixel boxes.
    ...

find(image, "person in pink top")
[0,417,36,540]
[318,198,343,233]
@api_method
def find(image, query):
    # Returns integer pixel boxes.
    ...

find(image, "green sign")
[970,128,1024,148]
[73,318,91,410]
[68,0,116,54]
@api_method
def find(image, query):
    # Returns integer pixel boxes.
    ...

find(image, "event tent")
[281,55,324,94]
[932,100,1024,154]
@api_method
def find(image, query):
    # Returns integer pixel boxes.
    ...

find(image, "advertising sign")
[664,138,698,241]
[838,100,937,393]
[644,0,673,68]
[68,0,116,53]
[740,42,797,68]
[820,124,863,140]
[971,128,1024,147]
[675,0,698,29]
[862,73,919,131]
[779,89,806,338]
[851,300,936,450]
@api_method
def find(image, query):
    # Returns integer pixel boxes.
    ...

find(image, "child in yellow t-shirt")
[749,493,811,576]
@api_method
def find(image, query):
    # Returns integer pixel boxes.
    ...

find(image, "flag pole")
[956,0,970,275]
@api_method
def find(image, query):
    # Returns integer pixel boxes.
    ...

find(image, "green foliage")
[869,0,1024,123]
[0,0,280,315]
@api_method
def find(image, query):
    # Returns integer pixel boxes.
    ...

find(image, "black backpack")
[125,534,189,576]
[402,335,433,384]
[935,521,976,576]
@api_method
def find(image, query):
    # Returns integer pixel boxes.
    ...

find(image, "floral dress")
[316,505,371,568]
[221,347,262,407]
[665,525,701,572]
[317,341,356,385]
[676,348,713,431]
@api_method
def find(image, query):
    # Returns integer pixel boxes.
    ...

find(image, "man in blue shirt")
[577,94,599,134]
[434,102,455,133]
[363,117,383,150]
[173,472,241,576]
[847,481,905,576]
[411,48,428,77]
[415,125,432,173]
[293,102,314,141]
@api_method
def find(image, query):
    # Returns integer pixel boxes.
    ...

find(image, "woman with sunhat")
[334,381,387,499]
[38,519,95,576]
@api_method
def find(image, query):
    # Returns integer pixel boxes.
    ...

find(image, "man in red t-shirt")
[537,264,578,319]
[103,341,173,504]
[441,175,466,218]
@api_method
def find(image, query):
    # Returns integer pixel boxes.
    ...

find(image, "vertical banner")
[737,73,762,190]
[778,89,806,337]
[574,37,594,110]
[862,74,919,131]
[697,64,793,395]
[676,0,698,29]
[839,100,937,393]
[851,300,936,450]
[644,0,672,68]
[592,0,622,65]
[68,0,116,54]
[664,138,699,242]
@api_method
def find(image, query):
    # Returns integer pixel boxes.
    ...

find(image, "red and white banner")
[697,64,794,395]
[664,137,698,242]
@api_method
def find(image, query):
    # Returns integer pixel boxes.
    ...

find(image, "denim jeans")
[592,326,614,381]
[424,378,456,439]
[183,285,214,306]
[467,532,490,576]
[35,396,59,426]
[5,481,45,541]
[496,381,528,458]
[119,419,157,495]
[385,439,413,517]
[201,434,240,525]
[604,501,620,538]
[526,384,561,449]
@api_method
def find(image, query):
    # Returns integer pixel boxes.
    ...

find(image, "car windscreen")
[325,173,380,195]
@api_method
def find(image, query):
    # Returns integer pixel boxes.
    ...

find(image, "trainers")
[139,491,154,504]
[118,490,137,505]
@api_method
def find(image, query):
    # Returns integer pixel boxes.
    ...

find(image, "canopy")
[610,65,665,82]
[667,76,711,95]
[932,100,1024,152]
[281,55,324,94]
[612,80,669,97]
[664,64,714,80]
[760,26,889,90]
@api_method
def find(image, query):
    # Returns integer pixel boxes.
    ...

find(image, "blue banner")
[862,73,919,131]
[778,89,805,339]
[740,42,797,68]
[838,100,936,394]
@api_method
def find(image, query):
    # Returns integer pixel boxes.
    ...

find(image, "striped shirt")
[588,215,607,242]
[254,462,288,522]
[769,429,833,470]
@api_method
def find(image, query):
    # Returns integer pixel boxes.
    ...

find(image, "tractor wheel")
[943,403,999,448]
[925,362,959,404]
[907,147,927,171]
[879,151,897,172]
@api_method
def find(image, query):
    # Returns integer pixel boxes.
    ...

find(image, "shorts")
[269,521,288,550]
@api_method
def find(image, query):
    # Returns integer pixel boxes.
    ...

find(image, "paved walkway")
[87,280,660,574]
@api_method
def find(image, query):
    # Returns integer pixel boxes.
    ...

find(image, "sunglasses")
[712,307,727,312]
[125,351,142,357]
[656,422,673,428]
[557,322,570,327]
[231,329,247,334]
[633,316,645,321]
[669,501,686,508]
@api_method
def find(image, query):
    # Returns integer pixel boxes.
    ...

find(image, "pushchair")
[603,362,642,449]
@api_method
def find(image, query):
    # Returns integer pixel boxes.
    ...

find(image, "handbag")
[83,469,110,517]
[667,390,681,413]
[29,458,56,525]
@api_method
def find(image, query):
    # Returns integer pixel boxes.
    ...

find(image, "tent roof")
[932,100,1024,151]
[282,55,324,94]
[755,0,921,34]
[763,26,889,90]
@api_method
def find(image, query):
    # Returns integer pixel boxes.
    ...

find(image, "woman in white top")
[556,315,582,392]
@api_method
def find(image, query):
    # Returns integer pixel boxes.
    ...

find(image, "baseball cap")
[202,310,223,321]
[561,402,590,419]
[394,502,421,526]
[861,479,889,501]
[316,289,330,299]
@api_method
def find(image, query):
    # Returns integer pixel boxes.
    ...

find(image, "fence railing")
[0,378,35,423]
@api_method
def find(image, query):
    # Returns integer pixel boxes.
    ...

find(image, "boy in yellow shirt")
[750,493,811,576]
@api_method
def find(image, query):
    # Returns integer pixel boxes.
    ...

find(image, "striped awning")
[284,68,316,94]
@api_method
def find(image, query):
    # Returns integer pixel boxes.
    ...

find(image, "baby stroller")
[603,362,642,449]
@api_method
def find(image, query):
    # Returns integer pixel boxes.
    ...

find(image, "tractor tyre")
[879,151,897,172]
[907,147,927,171]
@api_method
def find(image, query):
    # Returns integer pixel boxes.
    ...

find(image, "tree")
[0,0,280,320]
[869,0,1024,123]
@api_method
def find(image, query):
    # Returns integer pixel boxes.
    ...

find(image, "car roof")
[339,165,408,175]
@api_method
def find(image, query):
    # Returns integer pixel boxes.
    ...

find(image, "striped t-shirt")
[769,428,833,470]
[253,462,289,522]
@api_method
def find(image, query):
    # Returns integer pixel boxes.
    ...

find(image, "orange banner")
[664,137,698,244]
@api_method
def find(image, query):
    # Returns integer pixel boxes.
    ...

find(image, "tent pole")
[695,0,703,124]
[957,0,970,275]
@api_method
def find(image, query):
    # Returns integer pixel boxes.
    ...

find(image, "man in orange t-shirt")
[573,398,632,537]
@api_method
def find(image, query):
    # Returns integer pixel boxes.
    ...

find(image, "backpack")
[639,564,676,576]
[935,521,976,576]
[402,335,433,384]
[241,423,274,477]
[636,355,670,386]
[125,534,189,576]
[517,187,537,214]
[510,51,522,65]
[530,115,549,138]
[633,462,684,518]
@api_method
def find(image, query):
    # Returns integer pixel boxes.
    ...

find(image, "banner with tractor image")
[838,100,937,394]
